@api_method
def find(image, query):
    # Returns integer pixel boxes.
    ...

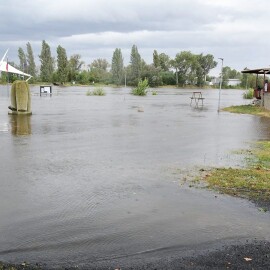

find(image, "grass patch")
[204,141,270,205]
[86,87,106,96]
[242,88,254,99]
[0,261,42,270]
[223,105,270,117]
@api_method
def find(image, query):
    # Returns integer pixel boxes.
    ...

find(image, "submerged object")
[8,80,32,115]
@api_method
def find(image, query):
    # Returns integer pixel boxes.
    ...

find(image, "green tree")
[39,40,54,82]
[111,48,124,86]
[68,54,84,82]
[56,45,68,84]
[129,45,142,85]
[18,47,27,73]
[160,71,176,85]
[153,50,160,68]
[159,53,170,71]
[90,58,109,70]
[222,66,242,86]
[89,58,110,83]
[141,64,162,87]
[196,54,217,87]
[174,51,198,86]
[76,70,90,85]
[26,42,37,80]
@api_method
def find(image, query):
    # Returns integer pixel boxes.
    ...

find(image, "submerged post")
[8,80,32,115]
[218,58,224,112]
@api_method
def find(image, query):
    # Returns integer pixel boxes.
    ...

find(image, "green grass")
[223,105,270,117]
[86,87,106,96]
[0,261,41,270]
[242,88,254,99]
[204,141,270,203]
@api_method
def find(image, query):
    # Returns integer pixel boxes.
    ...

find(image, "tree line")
[0,40,261,89]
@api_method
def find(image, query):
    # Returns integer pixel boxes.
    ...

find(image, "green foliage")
[129,45,142,86]
[160,71,176,85]
[89,59,111,84]
[131,78,149,96]
[141,64,162,87]
[76,70,90,85]
[174,51,198,86]
[39,40,54,82]
[196,54,217,87]
[86,87,106,96]
[243,88,254,99]
[56,45,68,84]
[68,54,84,82]
[152,90,157,95]
[111,48,124,85]
[158,53,171,71]
[222,66,242,87]
[153,50,160,68]
[90,58,109,70]
[241,73,266,89]
[18,47,27,72]
[26,42,37,81]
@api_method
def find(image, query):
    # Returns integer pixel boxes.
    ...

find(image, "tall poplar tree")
[18,47,27,72]
[26,42,37,80]
[56,45,68,84]
[111,48,124,86]
[39,40,54,82]
[153,50,160,68]
[130,45,142,85]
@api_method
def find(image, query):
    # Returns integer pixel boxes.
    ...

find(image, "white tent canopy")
[0,49,32,81]
[0,61,32,81]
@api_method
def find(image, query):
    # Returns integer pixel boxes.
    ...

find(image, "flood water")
[0,86,270,268]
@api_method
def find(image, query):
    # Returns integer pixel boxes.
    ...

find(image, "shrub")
[131,79,149,96]
[243,88,254,99]
[152,90,157,95]
[86,87,106,96]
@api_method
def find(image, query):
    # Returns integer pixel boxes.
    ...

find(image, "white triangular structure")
[0,49,32,81]
[0,61,32,82]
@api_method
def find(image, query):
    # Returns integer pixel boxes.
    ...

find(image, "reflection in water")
[10,115,31,136]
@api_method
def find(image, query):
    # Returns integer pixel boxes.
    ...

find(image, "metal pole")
[218,58,223,112]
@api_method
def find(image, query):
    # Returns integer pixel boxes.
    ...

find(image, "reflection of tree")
[10,115,31,136]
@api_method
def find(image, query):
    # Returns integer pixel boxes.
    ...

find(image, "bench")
[190,91,204,106]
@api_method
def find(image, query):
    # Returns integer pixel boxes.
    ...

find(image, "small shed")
[241,68,270,110]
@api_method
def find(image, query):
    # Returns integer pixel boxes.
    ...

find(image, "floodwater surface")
[0,86,270,267]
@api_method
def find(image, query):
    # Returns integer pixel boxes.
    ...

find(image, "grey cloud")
[1,0,270,73]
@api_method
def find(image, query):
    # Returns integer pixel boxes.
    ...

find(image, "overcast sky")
[1,0,269,75]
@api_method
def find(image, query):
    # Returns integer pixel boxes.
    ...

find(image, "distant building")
[211,77,220,85]
[227,79,241,86]
[211,77,241,86]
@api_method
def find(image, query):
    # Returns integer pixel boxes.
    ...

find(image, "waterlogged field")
[0,86,270,268]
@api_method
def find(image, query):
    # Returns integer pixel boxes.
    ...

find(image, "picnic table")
[190,91,204,106]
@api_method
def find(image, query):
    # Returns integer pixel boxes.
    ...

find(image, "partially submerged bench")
[190,91,204,106]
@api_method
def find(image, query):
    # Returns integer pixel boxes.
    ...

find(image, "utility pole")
[218,58,224,112]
